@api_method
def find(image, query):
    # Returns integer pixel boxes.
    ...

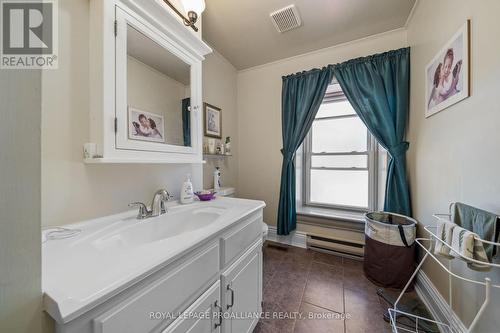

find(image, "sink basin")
[93,206,227,250]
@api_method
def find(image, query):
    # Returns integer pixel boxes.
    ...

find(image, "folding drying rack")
[388,212,500,333]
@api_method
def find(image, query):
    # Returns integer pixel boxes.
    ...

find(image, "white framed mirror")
[88,1,210,164]
[115,6,200,156]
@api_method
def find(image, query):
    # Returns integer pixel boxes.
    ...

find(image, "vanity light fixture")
[162,0,206,32]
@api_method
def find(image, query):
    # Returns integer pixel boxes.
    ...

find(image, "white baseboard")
[415,271,467,333]
[266,226,307,248]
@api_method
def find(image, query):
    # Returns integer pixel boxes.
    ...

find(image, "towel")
[452,202,499,261]
[434,219,455,259]
[450,226,490,271]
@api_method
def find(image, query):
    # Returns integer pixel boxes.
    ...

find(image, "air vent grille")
[270,5,302,33]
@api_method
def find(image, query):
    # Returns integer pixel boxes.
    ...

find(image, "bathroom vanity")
[43,197,265,333]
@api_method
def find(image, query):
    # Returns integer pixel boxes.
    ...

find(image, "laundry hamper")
[363,212,417,289]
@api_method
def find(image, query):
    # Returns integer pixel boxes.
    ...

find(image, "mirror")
[126,24,191,147]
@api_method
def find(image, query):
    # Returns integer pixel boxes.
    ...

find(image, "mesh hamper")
[364,212,417,289]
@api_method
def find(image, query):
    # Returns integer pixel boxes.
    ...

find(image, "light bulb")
[180,0,205,14]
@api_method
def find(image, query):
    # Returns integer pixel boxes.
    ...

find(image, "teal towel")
[452,202,499,262]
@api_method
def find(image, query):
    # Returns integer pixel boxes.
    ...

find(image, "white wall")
[202,50,238,190]
[0,70,46,331]
[236,29,408,226]
[407,0,500,330]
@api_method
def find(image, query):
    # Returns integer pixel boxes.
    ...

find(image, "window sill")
[296,205,366,231]
[297,205,365,223]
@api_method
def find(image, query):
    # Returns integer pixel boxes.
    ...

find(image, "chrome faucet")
[151,189,173,216]
[129,189,174,220]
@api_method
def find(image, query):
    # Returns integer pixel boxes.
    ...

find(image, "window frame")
[301,90,379,213]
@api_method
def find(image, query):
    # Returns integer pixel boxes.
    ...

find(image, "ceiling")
[202,0,415,70]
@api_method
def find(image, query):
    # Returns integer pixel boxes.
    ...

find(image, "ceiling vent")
[270,5,302,33]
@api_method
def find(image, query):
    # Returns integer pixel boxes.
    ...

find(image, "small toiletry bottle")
[214,167,221,191]
[220,141,225,155]
[208,139,216,154]
[225,136,231,155]
[180,174,194,204]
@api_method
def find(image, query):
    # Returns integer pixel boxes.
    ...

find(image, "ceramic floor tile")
[263,269,275,287]
[255,248,409,333]
[343,264,379,302]
[294,302,345,333]
[344,288,392,333]
[309,261,343,280]
[313,251,343,267]
[303,263,344,313]
[342,257,364,272]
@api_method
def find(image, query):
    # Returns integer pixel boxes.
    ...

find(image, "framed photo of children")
[204,103,222,138]
[128,107,165,143]
[425,20,470,118]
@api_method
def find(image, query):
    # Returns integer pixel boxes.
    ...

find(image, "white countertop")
[42,197,265,323]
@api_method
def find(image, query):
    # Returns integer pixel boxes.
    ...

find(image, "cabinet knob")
[226,285,235,310]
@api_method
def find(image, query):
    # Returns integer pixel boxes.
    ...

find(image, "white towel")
[434,219,455,259]
[450,226,490,271]
[450,227,474,259]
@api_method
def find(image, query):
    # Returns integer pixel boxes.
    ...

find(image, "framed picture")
[204,103,222,138]
[425,20,470,118]
[128,107,165,143]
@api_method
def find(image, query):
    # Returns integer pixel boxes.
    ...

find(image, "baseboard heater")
[307,234,364,260]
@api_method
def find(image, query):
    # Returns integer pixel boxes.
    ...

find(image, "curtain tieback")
[280,148,296,161]
[388,141,409,159]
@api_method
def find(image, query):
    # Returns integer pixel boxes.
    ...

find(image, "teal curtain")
[277,67,334,235]
[182,98,191,147]
[332,48,411,216]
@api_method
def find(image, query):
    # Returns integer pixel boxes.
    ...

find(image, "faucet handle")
[128,202,150,219]
[160,192,174,214]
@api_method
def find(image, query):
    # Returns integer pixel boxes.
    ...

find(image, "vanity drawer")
[93,243,219,333]
[162,281,220,333]
[221,213,262,266]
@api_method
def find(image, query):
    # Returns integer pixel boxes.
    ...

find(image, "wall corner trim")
[415,270,467,333]
[404,0,420,28]
[266,226,307,249]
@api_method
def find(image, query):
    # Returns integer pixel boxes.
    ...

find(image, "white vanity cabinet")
[48,206,264,333]
[162,282,221,333]
[221,242,263,333]
[88,0,212,164]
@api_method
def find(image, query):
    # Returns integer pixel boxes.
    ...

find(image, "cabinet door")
[113,6,203,162]
[221,240,262,333]
[162,282,221,333]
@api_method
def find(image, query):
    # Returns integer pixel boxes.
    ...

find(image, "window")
[301,83,381,212]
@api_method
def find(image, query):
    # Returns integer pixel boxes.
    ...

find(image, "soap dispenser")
[214,167,221,191]
[180,174,194,204]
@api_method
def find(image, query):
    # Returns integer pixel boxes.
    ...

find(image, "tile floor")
[254,243,394,333]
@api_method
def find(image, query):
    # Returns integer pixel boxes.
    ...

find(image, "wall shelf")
[203,154,232,160]
[84,158,205,164]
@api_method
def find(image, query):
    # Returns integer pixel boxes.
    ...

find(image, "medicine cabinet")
[88,0,211,163]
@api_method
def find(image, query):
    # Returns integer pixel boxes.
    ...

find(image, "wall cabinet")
[88,0,212,164]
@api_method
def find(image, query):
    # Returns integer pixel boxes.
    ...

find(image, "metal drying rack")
[389,206,500,333]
